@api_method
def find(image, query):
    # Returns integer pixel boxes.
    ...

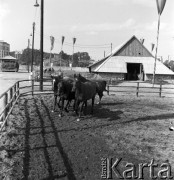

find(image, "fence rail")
[1,79,174,132]
[0,78,53,131]
[107,81,174,97]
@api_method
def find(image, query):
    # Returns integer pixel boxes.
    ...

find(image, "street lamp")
[34,0,39,7]
[31,22,35,73]
[34,0,44,91]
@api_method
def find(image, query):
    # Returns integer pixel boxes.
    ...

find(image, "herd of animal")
[51,73,108,121]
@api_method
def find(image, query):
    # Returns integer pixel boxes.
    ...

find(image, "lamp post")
[34,0,44,91]
[31,22,35,73]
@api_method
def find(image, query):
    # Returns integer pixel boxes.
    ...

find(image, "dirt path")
[1,94,174,179]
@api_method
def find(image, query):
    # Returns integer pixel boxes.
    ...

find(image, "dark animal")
[51,75,62,112]
[44,67,54,73]
[51,75,75,114]
[74,74,107,104]
[72,76,97,120]
[57,78,75,116]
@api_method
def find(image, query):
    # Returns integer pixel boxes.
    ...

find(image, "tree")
[163,60,174,71]
[77,52,91,67]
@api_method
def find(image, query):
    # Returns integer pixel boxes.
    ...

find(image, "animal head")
[51,75,63,92]
[72,77,81,92]
[57,81,65,96]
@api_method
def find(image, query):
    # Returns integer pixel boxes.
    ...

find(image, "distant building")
[0,41,10,58]
[9,51,22,60]
[89,35,174,81]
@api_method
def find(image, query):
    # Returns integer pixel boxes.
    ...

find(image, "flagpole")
[72,37,76,70]
[153,13,161,86]
[60,44,62,71]
[49,49,52,69]
[60,36,65,72]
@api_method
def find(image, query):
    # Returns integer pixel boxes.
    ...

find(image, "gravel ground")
[0,93,174,180]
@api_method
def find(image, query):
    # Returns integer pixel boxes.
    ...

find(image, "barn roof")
[1,55,16,60]
[89,35,173,75]
[93,56,174,75]
[89,35,153,68]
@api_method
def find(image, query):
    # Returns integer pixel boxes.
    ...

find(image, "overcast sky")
[0,0,174,61]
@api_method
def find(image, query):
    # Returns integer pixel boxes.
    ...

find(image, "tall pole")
[31,22,35,73]
[72,37,76,70]
[27,39,30,73]
[60,45,63,71]
[40,0,44,91]
[60,36,65,71]
[153,0,167,85]
[71,44,74,70]
[111,43,112,55]
[152,14,160,85]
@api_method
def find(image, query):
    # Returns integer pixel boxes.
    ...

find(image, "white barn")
[89,35,174,81]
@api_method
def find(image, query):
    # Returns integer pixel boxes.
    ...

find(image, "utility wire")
[34,30,111,49]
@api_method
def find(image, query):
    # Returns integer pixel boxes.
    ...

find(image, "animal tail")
[103,81,108,92]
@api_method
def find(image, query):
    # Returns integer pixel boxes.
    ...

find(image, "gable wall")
[116,38,152,57]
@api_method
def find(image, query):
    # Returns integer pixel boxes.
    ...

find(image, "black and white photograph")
[0,0,174,179]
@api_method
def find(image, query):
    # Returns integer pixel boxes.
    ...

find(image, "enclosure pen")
[1,79,174,131]
[0,79,53,131]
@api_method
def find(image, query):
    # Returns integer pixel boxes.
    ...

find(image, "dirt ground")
[1,93,174,180]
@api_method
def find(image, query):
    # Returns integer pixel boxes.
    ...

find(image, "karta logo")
[101,158,173,179]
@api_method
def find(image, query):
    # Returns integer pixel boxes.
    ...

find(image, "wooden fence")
[1,79,174,132]
[0,79,53,131]
[107,81,174,97]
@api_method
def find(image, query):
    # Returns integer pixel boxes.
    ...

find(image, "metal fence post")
[32,80,34,96]
[159,82,162,97]
[107,85,109,95]
[136,82,139,97]
[17,81,20,97]
[3,92,8,121]
[10,88,13,108]
[14,84,16,102]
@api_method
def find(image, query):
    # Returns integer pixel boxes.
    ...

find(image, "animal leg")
[64,100,70,112]
[59,98,64,117]
[97,92,103,105]
[72,99,76,112]
[79,102,85,118]
[83,101,87,115]
[52,95,57,112]
[75,100,80,116]
[57,97,61,108]
[91,96,95,114]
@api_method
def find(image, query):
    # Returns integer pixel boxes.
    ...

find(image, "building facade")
[0,41,10,58]
[89,35,174,81]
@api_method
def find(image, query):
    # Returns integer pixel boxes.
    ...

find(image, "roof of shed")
[89,35,154,68]
[1,55,16,60]
[94,56,174,75]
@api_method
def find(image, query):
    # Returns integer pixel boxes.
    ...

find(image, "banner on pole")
[62,36,65,45]
[156,0,167,15]
[140,38,144,44]
[73,37,76,45]
[151,43,155,52]
[50,36,55,51]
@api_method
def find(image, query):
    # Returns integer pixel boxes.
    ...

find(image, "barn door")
[126,63,144,80]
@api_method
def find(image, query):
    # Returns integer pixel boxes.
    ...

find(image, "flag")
[140,38,144,44]
[156,0,167,15]
[62,36,65,45]
[73,37,76,45]
[151,43,155,52]
[50,36,55,51]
